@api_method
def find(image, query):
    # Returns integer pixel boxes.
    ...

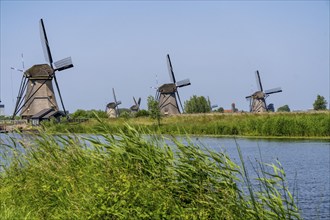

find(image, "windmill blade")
[155,90,160,100]
[10,53,25,73]
[176,78,191,88]
[176,91,184,113]
[15,76,28,108]
[138,97,141,106]
[40,18,53,67]
[54,57,74,71]
[53,74,68,117]
[10,67,23,72]
[112,88,117,104]
[255,70,263,92]
[116,101,121,117]
[112,88,121,116]
[21,53,25,71]
[166,54,176,83]
[133,97,137,105]
[245,95,252,99]
[12,76,27,117]
[265,87,282,95]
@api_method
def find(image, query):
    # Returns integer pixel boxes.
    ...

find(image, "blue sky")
[0,1,329,115]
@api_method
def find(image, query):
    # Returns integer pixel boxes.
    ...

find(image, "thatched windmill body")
[246,70,282,112]
[12,19,73,119]
[156,54,191,115]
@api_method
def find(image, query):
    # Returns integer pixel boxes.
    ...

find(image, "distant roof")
[31,108,65,120]
[43,110,65,119]
[31,108,54,119]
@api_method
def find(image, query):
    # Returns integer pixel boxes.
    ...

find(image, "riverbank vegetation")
[42,112,330,138]
[0,125,301,219]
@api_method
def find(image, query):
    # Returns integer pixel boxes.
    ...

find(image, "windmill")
[246,70,282,112]
[12,19,73,120]
[208,96,218,111]
[106,88,121,118]
[130,97,141,112]
[156,54,191,115]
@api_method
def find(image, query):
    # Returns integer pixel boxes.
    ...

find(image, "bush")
[119,111,130,119]
[135,109,150,117]
[277,105,290,112]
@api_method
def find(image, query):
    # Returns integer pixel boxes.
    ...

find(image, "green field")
[43,112,330,138]
[0,125,301,219]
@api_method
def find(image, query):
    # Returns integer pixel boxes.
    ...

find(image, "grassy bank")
[43,112,330,138]
[0,125,300,219]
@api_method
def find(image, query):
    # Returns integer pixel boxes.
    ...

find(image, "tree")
[218,107,224,113]
[70,109,108,119]
[184,95,211,114]
[277,105,290,112]
[147,96,161,126]
[313,95,328,110]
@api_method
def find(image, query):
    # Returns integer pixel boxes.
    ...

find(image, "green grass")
[0,123,301,219]
[43,112,330,138]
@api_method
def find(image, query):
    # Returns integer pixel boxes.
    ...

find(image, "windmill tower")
[106,88,121,118]
[246,70,282,113]
[156,54,191,115]
[12,19,73,119]
[130,97,141,112]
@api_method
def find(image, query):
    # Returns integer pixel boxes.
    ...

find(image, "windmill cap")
[25,64,53,78]
[158,83,177,93]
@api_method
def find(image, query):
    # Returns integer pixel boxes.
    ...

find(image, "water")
[186,137,330,220]
[1,133,329,219]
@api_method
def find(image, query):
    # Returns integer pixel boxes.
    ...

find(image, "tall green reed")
[0,123,301,219]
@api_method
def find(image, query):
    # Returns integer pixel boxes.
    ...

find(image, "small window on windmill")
[164,108,169,115]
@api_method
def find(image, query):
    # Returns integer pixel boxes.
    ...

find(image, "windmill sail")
[54,57,74,71]
[167,54,176,83]
[40,19,53,66]
[255,70,263,92]
[265,87,282,95]
[176,79,191,87]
